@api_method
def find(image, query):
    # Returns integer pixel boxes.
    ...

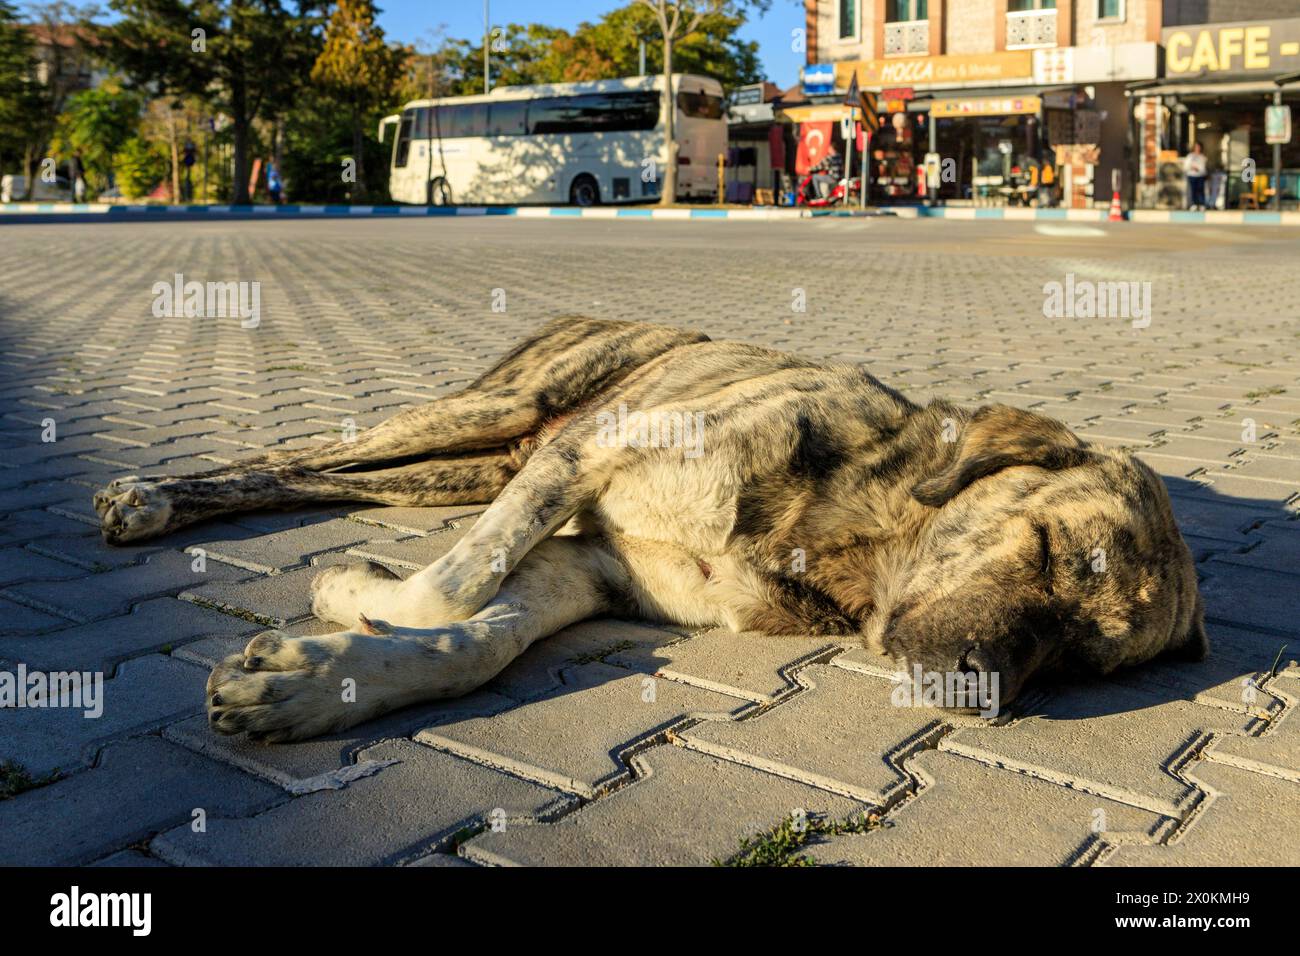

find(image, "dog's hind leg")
[92,317,708,534]
[93,452,516,544]
[206,536,628,742]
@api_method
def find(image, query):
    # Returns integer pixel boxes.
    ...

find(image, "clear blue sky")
[376,0,805,88]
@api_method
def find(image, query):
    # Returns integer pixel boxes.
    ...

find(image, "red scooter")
[796,172,862,207]
[796,155,861,207]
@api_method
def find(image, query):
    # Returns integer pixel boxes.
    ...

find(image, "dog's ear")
[912,404,1094,507]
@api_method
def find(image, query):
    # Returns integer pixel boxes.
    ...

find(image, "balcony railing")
[1006,9,1057,49]
[884,20,930,57]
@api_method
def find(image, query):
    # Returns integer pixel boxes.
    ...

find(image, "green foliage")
[309,0,401,197]
[436,4,762,96]
[106,0,328,201]
[0,0,40,167]
[722,810,885,867]
[0,760,61,800]
[112,134,167,197]
[311,0,401,104]
[52,79,143,194]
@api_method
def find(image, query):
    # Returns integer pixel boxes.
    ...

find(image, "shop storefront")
[805,46,1156,208]
[1132,18,1300,210]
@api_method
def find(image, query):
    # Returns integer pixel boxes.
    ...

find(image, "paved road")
[1,217,1298,866]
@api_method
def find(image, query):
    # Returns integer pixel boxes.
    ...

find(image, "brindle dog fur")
[92,317,1208,742]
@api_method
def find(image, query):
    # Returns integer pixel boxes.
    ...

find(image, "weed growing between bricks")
[721,810,886,867]
[0,761,61,800]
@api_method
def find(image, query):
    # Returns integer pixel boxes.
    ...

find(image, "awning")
[931,94,1042,117]
[1126,80,1300,97]
[778,103,863,123]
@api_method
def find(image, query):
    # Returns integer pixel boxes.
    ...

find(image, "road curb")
[3,202,1298,225]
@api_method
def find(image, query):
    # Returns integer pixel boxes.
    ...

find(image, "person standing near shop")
[1183,141,1208,211]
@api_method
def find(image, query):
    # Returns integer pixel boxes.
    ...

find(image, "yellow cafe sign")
[834,52,1032,91]
[1162,18,1300,78]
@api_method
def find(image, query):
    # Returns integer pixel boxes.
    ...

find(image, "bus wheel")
[569,175,600,207]
[428,178,452,206]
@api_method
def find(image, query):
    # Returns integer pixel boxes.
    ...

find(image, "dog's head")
[876,404,1205,711]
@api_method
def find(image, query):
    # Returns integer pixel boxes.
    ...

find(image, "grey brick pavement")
[0,217,1297,866]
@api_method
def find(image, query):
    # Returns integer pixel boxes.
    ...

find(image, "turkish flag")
[796,122,833,175]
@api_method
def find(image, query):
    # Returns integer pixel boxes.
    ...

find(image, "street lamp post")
[484,0,490,94]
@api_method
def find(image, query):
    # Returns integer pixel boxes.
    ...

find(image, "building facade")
[800,0,1299,209]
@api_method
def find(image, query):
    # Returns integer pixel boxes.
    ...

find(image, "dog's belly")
[575,458,762,630]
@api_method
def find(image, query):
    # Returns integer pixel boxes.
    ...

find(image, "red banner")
[795,122,833,175]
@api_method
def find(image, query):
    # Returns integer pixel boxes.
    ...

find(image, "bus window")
[486,101,527,136]
[394,111,414,167]
[528,93,658,134]
[443,103,488,138]
[412,107,431,138]
[677,91,724,120]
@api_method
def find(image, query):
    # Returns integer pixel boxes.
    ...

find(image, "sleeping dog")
[92,317,1207,741]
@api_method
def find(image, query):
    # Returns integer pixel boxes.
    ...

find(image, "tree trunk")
[352,104,367,200]
[232,119,250,204]
[168,108,180,203]
[231,77,250,204]
[659,36,677,206]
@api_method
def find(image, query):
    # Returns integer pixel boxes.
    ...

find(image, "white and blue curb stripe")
[3,202,1298,225]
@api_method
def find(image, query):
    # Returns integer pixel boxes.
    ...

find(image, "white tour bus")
[379,74,726,206]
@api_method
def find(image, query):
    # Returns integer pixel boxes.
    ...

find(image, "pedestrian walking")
[1183,141,1208,210]
[267,163,283,204]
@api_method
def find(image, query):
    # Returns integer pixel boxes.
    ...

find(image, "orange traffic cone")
[1108,190,1124,222]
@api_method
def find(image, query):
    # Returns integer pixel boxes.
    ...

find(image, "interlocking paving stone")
[1101,761,1300,866]
[194,519,376,573]
[464,743,869,866]
[680,664,992,805]
[0,737,282,866]
[0,596,260,672]
[806,750,1166,866]
[2,218,1297,865]
[939,679,1259,817]
[0,654,210,778]
[178,553,356,628]
[1199,564,1300,638]
[151,739,575,866]
[481,618,683,701]
[346,505,481,535]
[163,689,514,791]
[1205,674,1300,780]
[419,662,749,796]
[2,548,250,623]
[606,627,838,702]
[344,526,473,571]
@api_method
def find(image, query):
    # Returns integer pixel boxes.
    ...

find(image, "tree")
[555,4,760,89]
[112,133,166,197]
[634,0,765,204]
[436,23,566,97]
[51,77,142,194]
[107,0,326,203]
[3,2,100,197]
[0,0,42,175]
[310,0,400,199]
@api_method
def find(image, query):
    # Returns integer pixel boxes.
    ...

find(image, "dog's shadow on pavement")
[1006,475,1297,723]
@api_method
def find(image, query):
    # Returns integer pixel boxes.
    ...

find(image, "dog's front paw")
[206,630,398,742]
[92,479,175,544]
[310,561,405,626]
